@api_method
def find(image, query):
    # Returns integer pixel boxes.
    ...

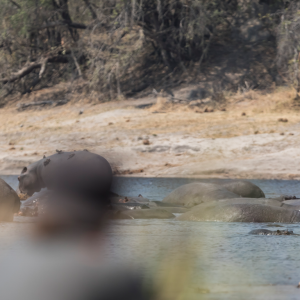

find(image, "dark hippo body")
[18,151,113,203]
[221,181,265,198]
[0,178,20,221]
[19,190,49,217]
[249,229,295,235]
[176,198,300,223]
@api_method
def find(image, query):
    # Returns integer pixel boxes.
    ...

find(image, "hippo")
[151,206,189,213]
[109,208,175,219]
[18,151,113,204]
[221,181,265,198]
[110,195,151,204]
[146,200,189,213]
[19,190,185,217]
[162,182,240,208]
[183,198,284,210]
[280,199,300,211]
[19,190,49,217]
[110,195,189,214]
[111,203,151,211]
[249,229,295,235]
[176,199,300,222]
[0,178,20,221]
[162,181,266,209]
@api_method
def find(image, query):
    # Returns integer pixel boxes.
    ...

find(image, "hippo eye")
[21,167,27,174]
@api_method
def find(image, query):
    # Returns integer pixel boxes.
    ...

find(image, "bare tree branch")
[82,0,97,20]
[35,21,87,30]
[0,62,41,84]
[39,58,48,79]
[8,0,21,9]
[71,50,82,76]
[0,56,69,84]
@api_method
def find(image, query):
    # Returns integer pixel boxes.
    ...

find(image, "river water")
[1,176,300,299]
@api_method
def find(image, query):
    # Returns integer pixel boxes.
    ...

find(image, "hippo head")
[18,164,42,196]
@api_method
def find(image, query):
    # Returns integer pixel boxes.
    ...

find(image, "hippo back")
[176,202,300,223]
[41,151,112,199]
[221,181,265,198]
[162,182,239,208]
[281,199,300,211]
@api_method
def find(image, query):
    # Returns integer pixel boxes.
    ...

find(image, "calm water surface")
[2,176,300,299]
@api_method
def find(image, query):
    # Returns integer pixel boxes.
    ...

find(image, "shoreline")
[1,86,300,180]
[2,173,300,180]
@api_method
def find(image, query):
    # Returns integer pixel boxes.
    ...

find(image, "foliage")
[0,0,297,101]
[276,1,300,95]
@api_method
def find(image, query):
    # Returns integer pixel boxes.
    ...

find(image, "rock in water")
[0,178,20,221]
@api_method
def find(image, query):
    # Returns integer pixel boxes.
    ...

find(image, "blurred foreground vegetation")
[0,0,300,103]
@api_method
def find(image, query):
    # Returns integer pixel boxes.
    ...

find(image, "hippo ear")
[21,167,27,174]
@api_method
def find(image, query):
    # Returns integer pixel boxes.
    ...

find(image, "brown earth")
[1,86,300,180]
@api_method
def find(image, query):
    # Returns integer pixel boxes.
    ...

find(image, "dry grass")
[1,85,300,178]
[0,86,298,151]
[1,86,299,139]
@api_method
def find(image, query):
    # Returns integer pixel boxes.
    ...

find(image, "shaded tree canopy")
[0,0,297,101]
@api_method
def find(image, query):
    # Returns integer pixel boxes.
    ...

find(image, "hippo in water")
[221,181,265,198]
[20,191,182,218]
[280,199,300,211]
[0,178,20,221]
[176,198,300,223]
[19,190,49,217]
[18,151,113,205]
[162,181,265,208]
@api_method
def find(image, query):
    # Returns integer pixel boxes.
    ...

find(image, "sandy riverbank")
[1,86,300,179]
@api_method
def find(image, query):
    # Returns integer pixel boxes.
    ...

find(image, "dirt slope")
[1,86,300,179]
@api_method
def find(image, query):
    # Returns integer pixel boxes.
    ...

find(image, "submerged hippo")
[0,178,20,221]
[176,198,300,223]
[18,151,112,204]
[249,229,295,235]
